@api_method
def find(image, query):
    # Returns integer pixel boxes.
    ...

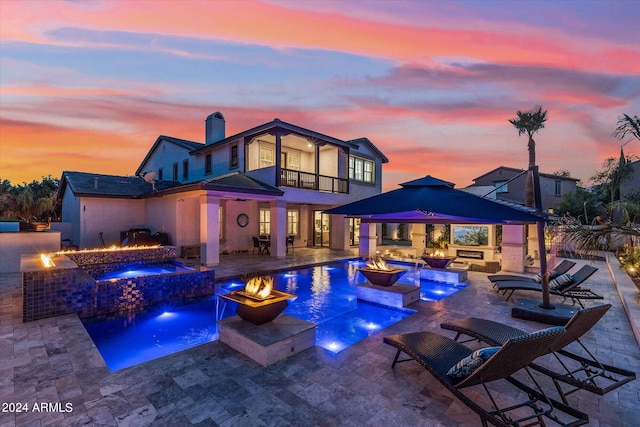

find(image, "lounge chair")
[440,304,636,404]
[495,264,602,307]
[488,259,577,284]
[384,327,588,427]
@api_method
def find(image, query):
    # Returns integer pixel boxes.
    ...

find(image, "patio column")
[358,222,377,258]
[501,224,526,273]
[329,215,350,251]
[411,224,426,255]
[270,200,287,258]
[199,194,220,266]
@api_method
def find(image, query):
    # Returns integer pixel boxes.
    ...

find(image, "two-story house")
[59,112,388,265]
[469,166,579,211]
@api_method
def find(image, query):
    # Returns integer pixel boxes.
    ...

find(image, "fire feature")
[422,250,456,269]
[358,257,406,287]
[218,275,296,325]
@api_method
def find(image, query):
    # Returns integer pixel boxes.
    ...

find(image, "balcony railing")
[280,168,348,194]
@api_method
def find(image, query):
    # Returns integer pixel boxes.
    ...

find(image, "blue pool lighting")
[83,260,468,370]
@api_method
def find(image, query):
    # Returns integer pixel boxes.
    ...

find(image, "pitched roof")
[472,166,580,182]
[202,172,284,196]
[347,137,389,163]
[58,171,182,199]
[135,135,204,176]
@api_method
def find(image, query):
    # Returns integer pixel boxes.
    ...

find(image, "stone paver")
[1,249,639,426]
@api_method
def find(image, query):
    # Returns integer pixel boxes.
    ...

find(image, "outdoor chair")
[286,235,294,253]
[384,327,588,426]
[252,236,263,254]
[440,304,635,404]
[488,260,577,286]
[495,264,602,308]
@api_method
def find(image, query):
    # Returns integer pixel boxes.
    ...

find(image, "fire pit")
[422,251,456,269]
[218,275,296,325]
[358,257,406,287]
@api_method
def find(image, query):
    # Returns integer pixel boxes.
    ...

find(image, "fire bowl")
[218,289,296,325]
[421,256,456,269]
[358,268,406,287]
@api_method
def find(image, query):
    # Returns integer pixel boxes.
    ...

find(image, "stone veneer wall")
[22,247,216,322]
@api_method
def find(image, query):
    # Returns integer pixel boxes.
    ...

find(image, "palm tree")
[509,106,548,207]
[613,114,640,143]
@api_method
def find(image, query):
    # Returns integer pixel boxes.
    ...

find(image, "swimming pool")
[82,260,467,370]
[92,260,195,280]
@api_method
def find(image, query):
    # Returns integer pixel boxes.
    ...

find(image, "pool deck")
[1,248,639,426]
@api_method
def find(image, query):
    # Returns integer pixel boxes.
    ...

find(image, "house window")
[287,209,299,235]
[259,146,274,168]
[555,181,562,196]
[282,151,300,170]
[230,144,238,168]
[182,159,189,179]
[205,154,212,175]
[349,156,374,183]
[259,208,270,235]
[172,162,178,180]
[494,181,508,193]
[158,168,163,180]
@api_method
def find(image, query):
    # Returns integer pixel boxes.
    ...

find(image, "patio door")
[349,218,360,246]
[313,211,330,247]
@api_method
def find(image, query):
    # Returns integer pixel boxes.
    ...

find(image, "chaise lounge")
[440,304,636,404]
[384,327,588,426]
[488,259,577,284]
[495,264,602,307]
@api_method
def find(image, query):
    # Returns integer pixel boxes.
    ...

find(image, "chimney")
[205,112,225,144]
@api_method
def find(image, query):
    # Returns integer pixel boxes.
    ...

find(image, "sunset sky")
[1,0,639,191]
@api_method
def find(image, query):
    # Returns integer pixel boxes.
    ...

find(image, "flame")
[365,257,391,271]
[429,250,446,257]
[56,244,161,255]
[40,253,56,268]
[244,276,274,299]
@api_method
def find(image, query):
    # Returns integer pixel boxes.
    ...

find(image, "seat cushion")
[550,273,573,290]
[447,346,500,379]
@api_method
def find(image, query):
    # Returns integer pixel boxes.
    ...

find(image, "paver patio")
[1,249,638,426]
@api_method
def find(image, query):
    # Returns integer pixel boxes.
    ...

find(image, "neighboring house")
[59,112,388,265]
[621,159,640,199]
[469,166,579,211]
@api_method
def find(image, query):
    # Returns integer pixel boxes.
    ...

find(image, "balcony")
[280,168,348,194]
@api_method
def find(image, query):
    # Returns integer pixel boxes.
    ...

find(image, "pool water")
[93,261,195,280]
[83,260,467,370]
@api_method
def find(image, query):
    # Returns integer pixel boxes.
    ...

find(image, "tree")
[613,114,640,144]
[509,106,548,207]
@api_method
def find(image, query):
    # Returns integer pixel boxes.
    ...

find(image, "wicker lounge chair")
[384,328,588,427]
[488,260,577,284]
[495,264,602,307]
[440,304,636,404]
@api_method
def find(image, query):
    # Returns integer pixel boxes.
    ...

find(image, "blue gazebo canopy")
[325,175,544,224]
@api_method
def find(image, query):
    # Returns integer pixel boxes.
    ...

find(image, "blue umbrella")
[325,175,545,224]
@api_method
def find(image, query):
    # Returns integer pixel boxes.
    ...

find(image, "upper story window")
[259,146,274,168]
[182,159,189,179]
[172,162,178,181]
[230,144,238,168]
[494,180,508,193]
[282,151,300,170]
[555,181,562,196]
[349,156,374,183]
[205,154,212,175]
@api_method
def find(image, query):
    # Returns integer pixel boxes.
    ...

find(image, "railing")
[280,168,348,193]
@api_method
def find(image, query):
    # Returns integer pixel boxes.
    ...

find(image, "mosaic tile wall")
[63,246,176,266]
[22,246,216,322]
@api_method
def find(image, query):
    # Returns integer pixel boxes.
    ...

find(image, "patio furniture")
[252,237,262,254]
[286,235,294,253]
[495,264,602,307]
[488,260,577,285]
[440,304,636,404]
[384,328,588,427]
[259,235,270,254]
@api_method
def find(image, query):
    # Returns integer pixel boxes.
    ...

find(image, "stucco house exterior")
[469,166,579,211]
[59,113,388,265]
